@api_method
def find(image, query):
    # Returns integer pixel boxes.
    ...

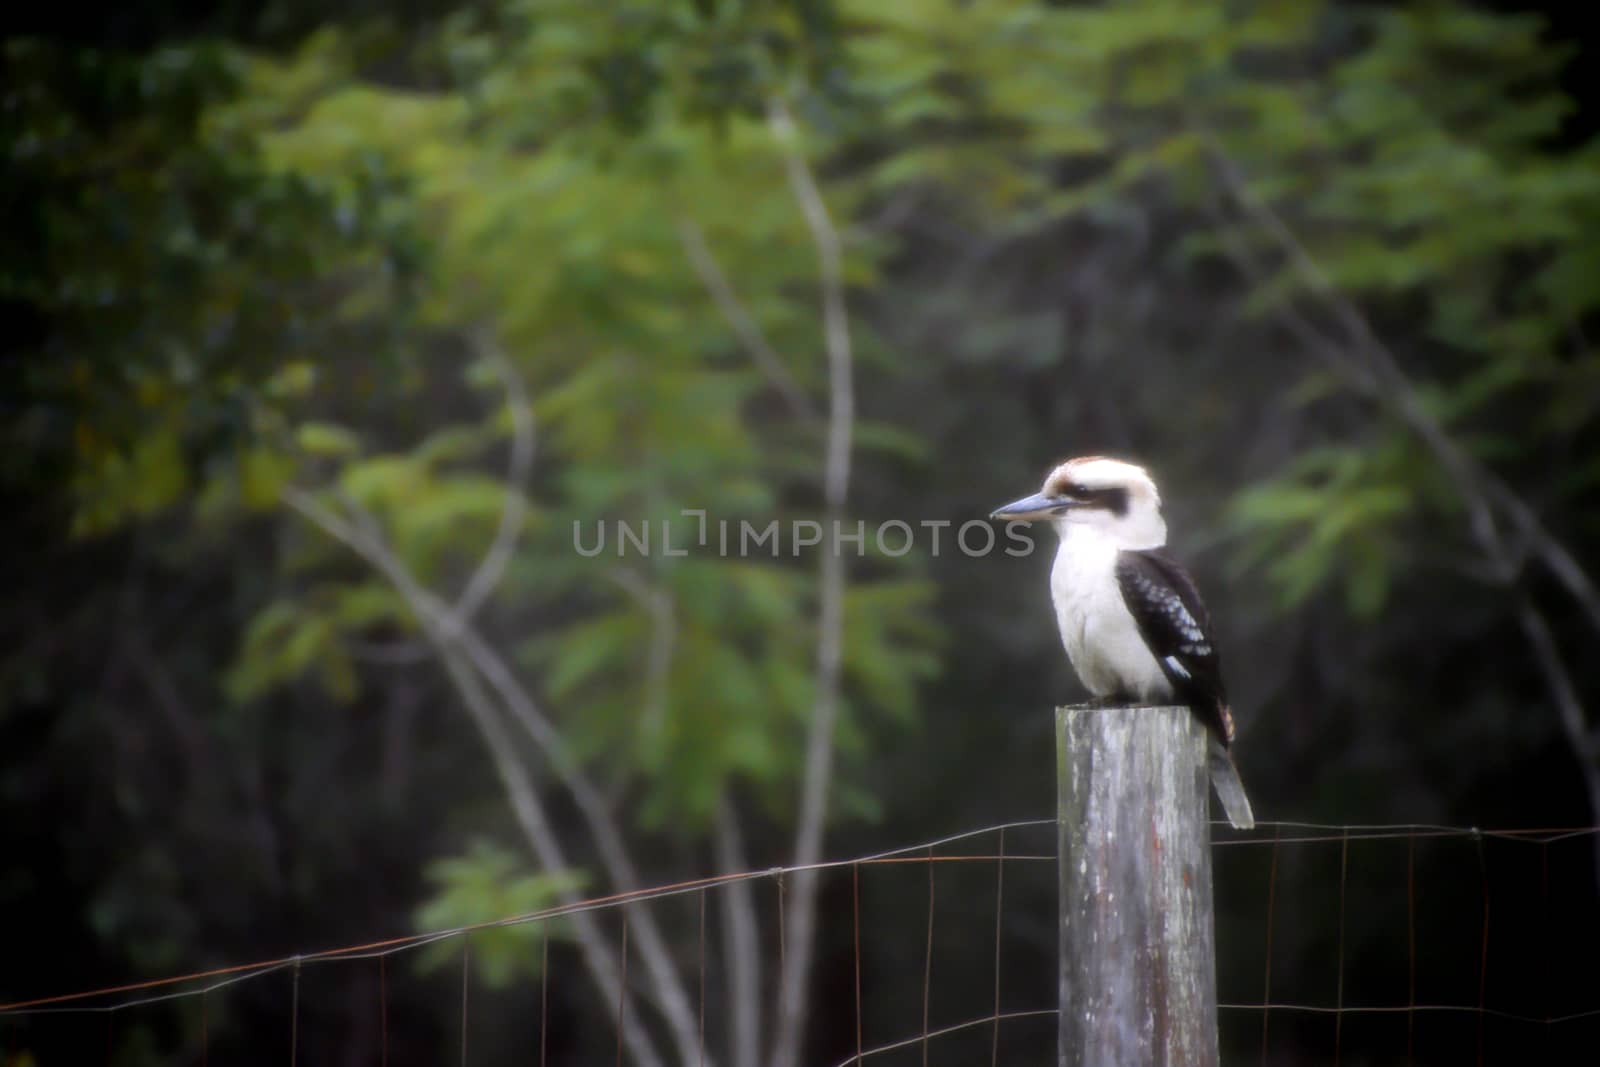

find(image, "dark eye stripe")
[1049,482,1130,517]
[1094,487,1130,516]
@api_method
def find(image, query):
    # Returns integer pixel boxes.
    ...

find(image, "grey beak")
[989,492,1078,521]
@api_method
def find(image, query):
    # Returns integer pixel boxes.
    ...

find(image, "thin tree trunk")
[767,95,857,1067]
[715,797,762,1067]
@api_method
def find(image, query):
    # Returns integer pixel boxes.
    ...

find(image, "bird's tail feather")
[1208,741,1255,831]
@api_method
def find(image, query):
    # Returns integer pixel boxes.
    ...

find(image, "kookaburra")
[991,455,1255,830]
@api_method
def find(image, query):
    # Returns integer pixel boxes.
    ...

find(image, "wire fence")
[4,819,1599,1065]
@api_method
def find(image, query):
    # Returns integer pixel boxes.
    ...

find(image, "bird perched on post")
[990,456,1255,830]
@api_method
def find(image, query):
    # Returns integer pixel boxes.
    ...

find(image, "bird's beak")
[989,492,1078,522]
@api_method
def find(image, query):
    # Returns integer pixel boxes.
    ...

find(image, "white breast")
[1049,525,1174,702]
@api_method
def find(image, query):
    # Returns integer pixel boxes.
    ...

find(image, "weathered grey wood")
[1056,704,1219,1067]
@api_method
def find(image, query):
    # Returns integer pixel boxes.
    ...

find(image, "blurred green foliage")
[220,17,943,847]
[413,840,581,986]
[1,36,423,535]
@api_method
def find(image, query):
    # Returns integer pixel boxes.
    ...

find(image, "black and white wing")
[1114,549,1235,746]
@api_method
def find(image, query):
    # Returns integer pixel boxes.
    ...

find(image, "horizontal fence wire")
[0,818,1057,1016]
[829,1009,1060,1067]
[4,820,1598,1067]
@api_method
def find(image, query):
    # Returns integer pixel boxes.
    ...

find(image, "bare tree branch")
[446,335,537,632]
[1213,140,1600,604]
[347,334,535,666]
[1200,137,1600,870]
[443,612,708,1067]
[1196,189,1379,398]
[280,486,666,1067]
[1483,482,1600,635]
[767,95,856,1067]
[1203,141,1512,558]
[282,486,709,1067]
[608,567,677,745]
[431,645,667,1067]
[1514,598,1600,887]
[296,348,712,1064]
[678,218,818,421]
[1206,140,1600,624]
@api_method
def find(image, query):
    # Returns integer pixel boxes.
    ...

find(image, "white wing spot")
[1163,654,1191,679]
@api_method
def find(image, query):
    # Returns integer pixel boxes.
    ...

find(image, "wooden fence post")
[1056,704,1220,1067]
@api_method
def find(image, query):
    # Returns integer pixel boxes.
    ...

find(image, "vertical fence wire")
[1475,834,1490,1067]
[698,888,707,1067]
[1260,822,1281,1066]
[990,826,1006,1067]
[1406,833,1416,1061]
[539,922,549,1067]
[852,862,863,1064]
[774,870,787,979]
[379,954,388,1067]
[1335,827,1349,1064]
[616,911,629,1067]
[1540,841,1551,1061]
[288,958,300,1067]
[459,936,470,1067]
[922,845,935,1067]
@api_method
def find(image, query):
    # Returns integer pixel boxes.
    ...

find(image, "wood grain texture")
[1057,704,1219,1067]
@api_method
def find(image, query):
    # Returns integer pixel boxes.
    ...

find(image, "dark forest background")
[4,1,1600,1064]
